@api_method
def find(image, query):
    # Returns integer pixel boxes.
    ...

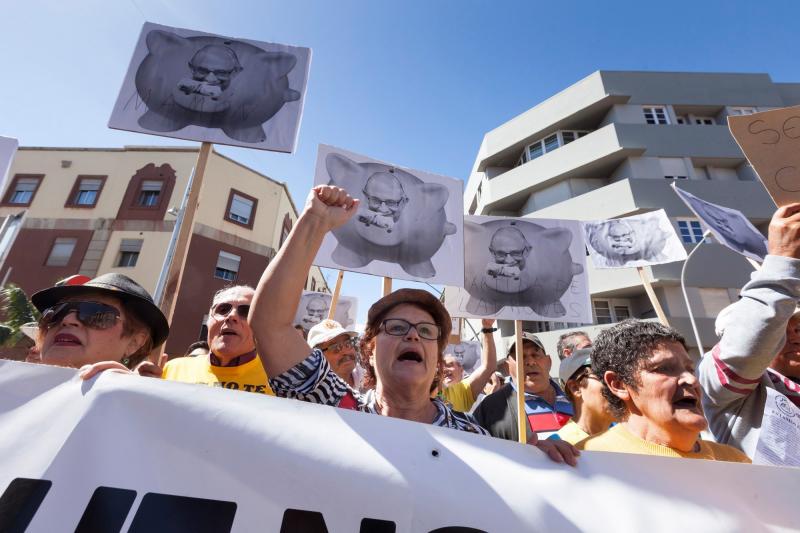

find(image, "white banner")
[0,360,796,532]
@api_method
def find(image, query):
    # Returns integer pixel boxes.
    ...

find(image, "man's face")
[319,333,358,380]
[453,345,465,361]
[562,335,592,359]
[443,354,464,386]
[625,341,707,438]
[571,369,610,419]
[207,289,255,358]
[490,231,530,270]
[189,46,240,89]
[363,173,406,217]
[607,223,636,256]
[302,297,328,330]
[507,341,552,395]
[776,315,800,379]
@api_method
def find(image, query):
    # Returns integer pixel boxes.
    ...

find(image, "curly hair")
[591,319,686,419]
[359,303,446,394]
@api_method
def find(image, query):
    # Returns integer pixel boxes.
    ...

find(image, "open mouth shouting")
[53,333,82,347]
[672,393,702,412]
[396,346,424,365]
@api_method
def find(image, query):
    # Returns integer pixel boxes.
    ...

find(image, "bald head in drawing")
[363,171,408,219]
[489,226,531,271]
[301,295,329,331]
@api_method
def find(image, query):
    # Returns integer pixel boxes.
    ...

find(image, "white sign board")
[672,184,768,262]
[0,136,19,200]
[444,340,481,375]
[109,22,311,153]
[582,209,687,269]
[293,290,357,333]
[445,215,591,323]
[313,145,465,286]
[0,361,796,532]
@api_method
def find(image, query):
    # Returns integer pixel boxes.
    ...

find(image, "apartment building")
[463,71,797,364]
[0,146,328,355]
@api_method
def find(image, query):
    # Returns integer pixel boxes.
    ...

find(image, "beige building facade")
[0,146,327,355]
[463,71,797,368]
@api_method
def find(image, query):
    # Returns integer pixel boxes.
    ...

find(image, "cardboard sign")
[0,136,19,199]
[293,290,357,333]
[1,360,797,532]
[729,105,800,206]
[582,210,687,269]
[444,215,590,323]
[313,145,465,286]
[444,340,481,375]
[109,22,311,153]
[672,184,768,262]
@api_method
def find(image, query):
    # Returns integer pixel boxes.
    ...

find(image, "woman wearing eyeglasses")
[30,273,169,371]
[250,185,486,434]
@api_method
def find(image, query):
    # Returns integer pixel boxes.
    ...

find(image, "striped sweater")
[698,255,800,461]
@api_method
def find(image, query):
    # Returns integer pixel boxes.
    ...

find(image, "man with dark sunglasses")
[161,285,274,395]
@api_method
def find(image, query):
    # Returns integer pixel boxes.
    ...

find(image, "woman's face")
[371,304,440,393]
[39,292,145,369]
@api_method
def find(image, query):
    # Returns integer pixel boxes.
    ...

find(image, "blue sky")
[1,0,798,327]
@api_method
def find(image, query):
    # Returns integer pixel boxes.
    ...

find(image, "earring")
[121,356,131,367]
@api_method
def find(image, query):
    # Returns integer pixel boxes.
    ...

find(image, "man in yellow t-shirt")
[441,319,497,413]
[162,285,273,395]
[575,320,749,463]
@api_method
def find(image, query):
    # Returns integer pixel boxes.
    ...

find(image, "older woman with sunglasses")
[30,273,169,372]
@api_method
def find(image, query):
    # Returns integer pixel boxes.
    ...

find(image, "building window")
[593,300,632,324]
[677,220,705,244]
[67,176,105,207]
[664,175,688,180]
[676,115,687,125]
[694,117,715,125]
[4,175,43,205]
[730,107,756,115]
[280,213,292,248]
[214,251,241,281]
[116,239,143,267]
[137,180,163,207]
[46,237,77,267]
[520,130,590,165]
[643,106,669,125]
[225,189,258,228]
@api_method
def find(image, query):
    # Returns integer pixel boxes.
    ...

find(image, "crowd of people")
[19,185,800,469]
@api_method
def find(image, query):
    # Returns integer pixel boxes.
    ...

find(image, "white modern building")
[463,71,794,363]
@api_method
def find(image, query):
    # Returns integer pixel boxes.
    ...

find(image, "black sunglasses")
[40,301,122,330]
[212,302,250,319]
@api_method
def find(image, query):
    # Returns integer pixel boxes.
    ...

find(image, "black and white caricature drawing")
[582,210,687,269]
[293,291,358,333]
[109,22,311,152]
[0,136,18,199]
[313,145,464,286]
[445,215,591,323]
[444,341,481,375]
[672,184,768,262]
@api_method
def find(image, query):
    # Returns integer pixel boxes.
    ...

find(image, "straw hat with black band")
[32,273,169,348]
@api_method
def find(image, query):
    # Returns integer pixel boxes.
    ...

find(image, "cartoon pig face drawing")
[325,153,457,279]
[464,220,584,318]
[134,30,300,144]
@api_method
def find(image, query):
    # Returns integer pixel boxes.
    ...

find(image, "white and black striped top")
[269,349,488,435]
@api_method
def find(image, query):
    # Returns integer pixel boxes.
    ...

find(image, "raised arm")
[463,319,498,399]
[251,186,358,377]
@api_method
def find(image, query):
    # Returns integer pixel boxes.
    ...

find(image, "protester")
[249,185,577,464]
[29,273,168,371]
[553,348,614,444]
[441,319,498,412]
[556,331,592,360]
[307,319,363,389]
[184,340,210,357]
[577,320,750,462]
[473,332,574,441]
[698,204,800,462]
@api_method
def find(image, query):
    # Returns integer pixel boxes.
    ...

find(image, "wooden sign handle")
[382,277,392,297]
[637,266,670,327]
[514,320,527,444]
[327,270,344,320]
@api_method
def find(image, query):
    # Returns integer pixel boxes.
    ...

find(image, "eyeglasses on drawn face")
[40,301,122,331]
[380,318,440,341]
[490,248,526,261]
[321,337,358,354]
[362,190,406,211]
[211,302,250,319]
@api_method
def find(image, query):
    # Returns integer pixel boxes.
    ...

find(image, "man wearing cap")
[473,332,573,441]
[307,319,363,389]
[160,285,274,395]
[553,348,614,444]
[698,204,800,463]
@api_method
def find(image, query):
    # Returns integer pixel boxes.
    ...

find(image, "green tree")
[0,284,39,347]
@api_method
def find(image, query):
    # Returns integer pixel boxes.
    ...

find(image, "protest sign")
[444,340,481,375]
[0,136,18,200]
[313,145,464,287]
[1,360,796,532]
[109,22,311,153]
[582,210,687,269]
[444,215,590,323]
[294,290,357,333]
[753,387,800,467]
[672,184,768,262]
[728,105,800,206]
